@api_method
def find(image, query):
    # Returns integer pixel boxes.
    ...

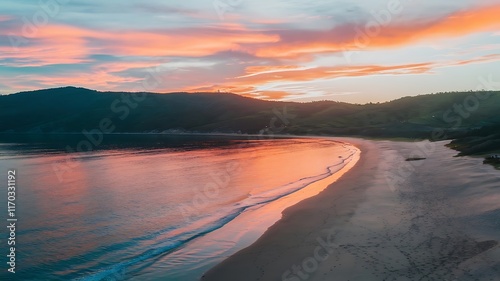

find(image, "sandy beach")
[202,138,500,281]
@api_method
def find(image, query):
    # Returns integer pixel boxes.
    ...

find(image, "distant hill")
[1,87,500,143]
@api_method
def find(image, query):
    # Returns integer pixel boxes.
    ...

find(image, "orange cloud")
[2,3,499,96]
[238,63,431,85]
[452,54,500,66]
[1,25,97,65]
[422,4,500,37]
[254,3,500,58]
[28,71,143,90]
[110,30,278,57]
[0,24,279,66]
[239,65,301,77]
[184,62,434,98]
[253,91,291,100]
[185,54,500,100]
[3,4,497,66]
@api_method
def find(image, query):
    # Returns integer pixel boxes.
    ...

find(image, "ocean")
[0,134,357,280]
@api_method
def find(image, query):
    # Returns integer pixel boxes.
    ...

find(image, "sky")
[0,0,499,103]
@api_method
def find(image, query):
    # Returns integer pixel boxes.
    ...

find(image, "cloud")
[1,1,499,99]
[448,54,500,66]
[185,54,500,100]
[0,24,280,66]
[2,3,498,66]
[185,62,433,98]
[5,3,498,67]
[252,3,500,58]
[253,90,290,100]
[238,65,302,77]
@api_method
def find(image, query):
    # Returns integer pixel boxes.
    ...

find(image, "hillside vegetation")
[1,87,499,139]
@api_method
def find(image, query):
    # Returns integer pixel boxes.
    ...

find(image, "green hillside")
[1,87,499,137]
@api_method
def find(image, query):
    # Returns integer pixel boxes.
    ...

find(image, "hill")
[2,87,500,138]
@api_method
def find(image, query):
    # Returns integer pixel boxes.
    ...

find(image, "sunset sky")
[1,0,500,103]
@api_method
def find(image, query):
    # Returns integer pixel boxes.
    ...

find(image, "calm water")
[0,134,356,281]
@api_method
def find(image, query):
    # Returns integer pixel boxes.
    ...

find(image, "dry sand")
[201,138,500,281]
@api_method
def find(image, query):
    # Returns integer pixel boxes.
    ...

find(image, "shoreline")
[201,138,500,281]
[201,138,374,280]
[130,138,361,281]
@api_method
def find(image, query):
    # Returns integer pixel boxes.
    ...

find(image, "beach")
[202,139,500,281]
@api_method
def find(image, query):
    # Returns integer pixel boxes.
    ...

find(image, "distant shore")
[202,139,500,281]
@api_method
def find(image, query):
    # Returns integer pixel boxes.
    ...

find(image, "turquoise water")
[0,135,355,280]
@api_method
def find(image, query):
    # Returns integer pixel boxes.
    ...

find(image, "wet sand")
[202,138,500,281]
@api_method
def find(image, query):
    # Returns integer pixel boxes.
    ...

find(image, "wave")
[71,146,358,281]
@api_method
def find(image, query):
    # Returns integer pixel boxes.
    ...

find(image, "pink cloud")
[184,54,500,100]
